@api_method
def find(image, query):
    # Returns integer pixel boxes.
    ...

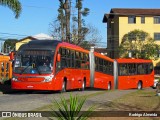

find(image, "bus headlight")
[12,76,18,82]
[43,75,54,82]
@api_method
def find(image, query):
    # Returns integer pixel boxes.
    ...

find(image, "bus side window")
[66,49,71,67]
[82,53,89,69]
[149,63,153,74]
[99,59,103,72]
[137,64,145,74]
[119,64,128,76]
[95,57,99,71]
[75,51,81,68]
[61,48,66,68]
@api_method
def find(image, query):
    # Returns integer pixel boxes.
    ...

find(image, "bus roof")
[58,42,89,53]
[19,40,89,53]
[116,58,152,63]
[94,52,114,62]
[18,40,114,62]
[59,42,114,62]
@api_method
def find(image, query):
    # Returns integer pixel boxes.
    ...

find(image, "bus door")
[118,63,133,89]
[74,51,83,89]
[127,63,137,88]
[137,63,153,87]
[58,48,74,90]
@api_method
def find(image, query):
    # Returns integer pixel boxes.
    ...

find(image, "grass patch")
[97,89,160,111]
[91,89,160,120]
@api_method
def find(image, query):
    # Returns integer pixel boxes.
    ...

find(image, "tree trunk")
[78,0,82,44]
[61,19,65,41]
[64,0,70,43]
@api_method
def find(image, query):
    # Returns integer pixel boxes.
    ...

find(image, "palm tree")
[0,0,22,18]
[76,0,89,44]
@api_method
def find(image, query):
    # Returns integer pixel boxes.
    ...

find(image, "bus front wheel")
[61,81,66,93]
[81,80,86,91]
[108,82,111,90]
[137,81,142,90]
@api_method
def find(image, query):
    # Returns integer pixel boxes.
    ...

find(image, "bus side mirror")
[57,53,61,62]
[9,51,15,61]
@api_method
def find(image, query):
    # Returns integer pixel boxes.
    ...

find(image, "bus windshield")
[13,50,54,74]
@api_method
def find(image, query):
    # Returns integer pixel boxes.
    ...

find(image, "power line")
[23,5,54,10]
[0,32,28,37]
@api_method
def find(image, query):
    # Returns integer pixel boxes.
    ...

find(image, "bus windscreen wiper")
[20,65,30,75]
[36,67,41,75]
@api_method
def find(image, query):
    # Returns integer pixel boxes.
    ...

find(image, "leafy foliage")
[0,0,22,18]
[50,94,95,120]
[119,29,160,60]
[3,39,18,53]
[50,0,92,45]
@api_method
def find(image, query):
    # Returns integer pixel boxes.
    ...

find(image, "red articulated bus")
[115,58,154,90]
[11,40,114,92]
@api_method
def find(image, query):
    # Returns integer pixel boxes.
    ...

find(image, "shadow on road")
[0,83,14,94]
[0,82,106,95]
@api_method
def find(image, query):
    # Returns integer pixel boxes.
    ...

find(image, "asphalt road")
[0,87,138,111]
[0,86,142,120]
[0,89,106,111]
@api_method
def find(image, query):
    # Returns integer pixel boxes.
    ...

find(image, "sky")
[0,0,160,50]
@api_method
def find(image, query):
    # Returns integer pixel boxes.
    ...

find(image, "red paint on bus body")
[116,59,154,89]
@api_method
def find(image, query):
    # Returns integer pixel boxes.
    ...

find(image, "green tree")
[76,0,89,44]
[3,39,18,53]
[64,0,71,43]
[119,29,159,60]
[51,0,90,45]
[0,0,22,18]
[59,0,65,41]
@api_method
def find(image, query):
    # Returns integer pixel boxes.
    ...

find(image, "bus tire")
[108,82,111,90]
[81,80,86,91]
[137,81,142,90]
[61,81,66,93]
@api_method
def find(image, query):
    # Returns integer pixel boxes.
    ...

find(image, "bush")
[50,94,95,120]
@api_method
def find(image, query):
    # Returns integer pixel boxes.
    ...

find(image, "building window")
[128,16,136,24]
[154,33,160,40]
[154,17,160,24]
[141,16,145,24]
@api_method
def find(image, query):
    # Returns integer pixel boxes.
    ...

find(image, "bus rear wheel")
[108,82,111,90]
[137,81,142,90]
[61,81,66,93]
[81,80,86,91]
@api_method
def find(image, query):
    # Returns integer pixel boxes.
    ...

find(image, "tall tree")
[0,0,22,18]
[64,0,71,43]
[119,29,159,60]
[76,0,89,44]
[58,0,65,41]
[50,0,101,48]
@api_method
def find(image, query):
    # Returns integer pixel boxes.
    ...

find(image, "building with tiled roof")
[103,8,160,66]
[15,33,53,51]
